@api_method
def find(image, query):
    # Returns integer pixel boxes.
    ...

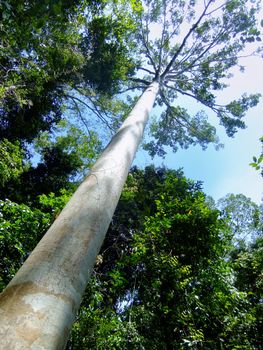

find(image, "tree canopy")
[65,166,263,349]
[0,0,135,141]
[122,0,261,157]
[1,165,262,349]
[0,0,138,205]
[0,1,262,348]
[1,0,261,203]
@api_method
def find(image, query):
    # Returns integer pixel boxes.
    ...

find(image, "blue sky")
[134,55,263,204]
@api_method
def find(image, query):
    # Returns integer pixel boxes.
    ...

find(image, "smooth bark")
[0,81,159,350]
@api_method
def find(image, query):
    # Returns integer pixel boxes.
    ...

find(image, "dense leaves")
[0,199,51,290]
[0,0,138,205]
[218,193,262,243]
[0,0,137,139]
[0,1,262,348]
[230,237,263,348]
[0,0,137,175]
[66,167,262,349]
[0,165,262,348]
[0,139,24,185]
[0,122,102,205]
[1,0,261,200]
[125,0,262,156]
[0,0,84,141]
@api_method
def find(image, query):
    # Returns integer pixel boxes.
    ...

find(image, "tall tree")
[217,193,262,243]
[0,119,102,205]
[0,0,134,142]
[128,0,261,157]
[230,236,263,349]
[0,1,261,348]
[67,167,258,349]
[0,0,135,206]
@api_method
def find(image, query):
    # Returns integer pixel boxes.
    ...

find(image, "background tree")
[0,0,136,206]
[0,0,262,348]
[0,199,51,291]
[0,119,102,205]
[217,193,262,243]
[0,139,24,186]
[124,0,261,157]
[230,236,263,349]
[67,167,261,349]
[0,0,134,141]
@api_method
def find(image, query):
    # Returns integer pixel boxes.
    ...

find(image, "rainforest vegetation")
[0,0,262,348]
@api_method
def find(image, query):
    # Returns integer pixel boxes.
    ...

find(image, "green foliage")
[81,13,136,94]
[0,147,78,205]
[66,167,261,349]
[0,119,102,205]
[230,237,263,348]
[0,139,24,185]
[250,137,263,174]
[218,193,262,243]
[144,109,222,157]
[68,278,144,349]
[0,0,85,141]
[0,199,51,291]
[0,164,261,349]
[0,0,137,142]
[129,0,262,156]
[38,189,72,219]
[34,119,102,177]
[0,0,139,209]
[0,1,262,347]
[0,186,73,292]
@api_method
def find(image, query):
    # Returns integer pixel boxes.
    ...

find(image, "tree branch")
[176,35,222,77]
[165,84,223,114]
[160,89,215,141]
[66,95,93,138]
[129,77,151,85]
[137,67,155,75]
[160,0,214,79]
[159,89,189,129]
[139,11,158,73]
[205,2,227,16]
[117,85,145,94]
[157,2,168,73]
[66,94,114,131]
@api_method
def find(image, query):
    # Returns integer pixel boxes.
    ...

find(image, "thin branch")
[139,11,158,73]
[162,3,188,63]
[159,89,188,129]
[75,87,118,122]
[137,67,155,75]
[66,94,114,131]
[117,85,146,94]
[205,2,227,16]
[171,39,204,72]
[160,0,214,79]
[157,1,168,73]
[187,52,257,71]
[177,35,222,76]
[66,95,92,137]
[129,77,151,85]
[160,89,214,141]
[165,84,222,112]
[86,95,116,130]
[168,24,229,79]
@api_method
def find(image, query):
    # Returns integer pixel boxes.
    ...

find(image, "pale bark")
[0,81,159,350]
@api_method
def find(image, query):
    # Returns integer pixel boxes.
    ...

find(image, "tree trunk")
[0,81,159,350]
